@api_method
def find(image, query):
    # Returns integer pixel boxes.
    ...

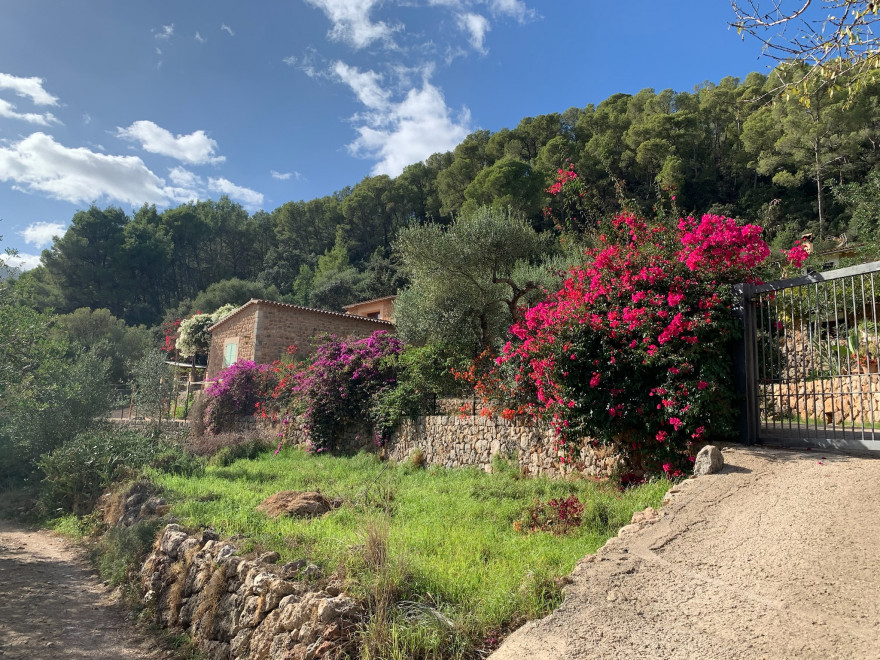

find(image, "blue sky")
[0,1,773,268]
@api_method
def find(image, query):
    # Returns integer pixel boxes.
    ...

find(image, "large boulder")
[256,491,337,518]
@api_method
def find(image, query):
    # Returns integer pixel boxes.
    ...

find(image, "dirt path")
[491,445,880,660]
[0,520,165,660]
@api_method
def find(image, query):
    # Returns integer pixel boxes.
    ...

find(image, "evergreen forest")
[9,64,880,335]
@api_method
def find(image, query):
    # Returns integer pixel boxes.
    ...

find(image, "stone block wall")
[206,313,258,379]
[384,415,623,479]
[142,524,362,660]
[767,374,880,427]
[231,412,621,479]
[254,303,393,367]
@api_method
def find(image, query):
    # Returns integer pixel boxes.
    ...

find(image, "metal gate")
[737,260,880,452]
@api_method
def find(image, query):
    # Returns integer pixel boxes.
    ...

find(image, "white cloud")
[1,252,41,272]
[489,0,533,22]
[195,31,207,44]
[83,113,91,124]
[333,61,390,109]
[0,132,174,206]
[116,120,225,165]
[457,12,490,53]
[221,24,235,37]
[0,73,58,106]
[20,221,65,248]
[0,98,60,126]
[270,170,292,180]
[303,0,399,49]
[155,24,174,40]
[283,48,323,78]
[334,63,471,176]
[208,177,264,208]
[168,166,203,188]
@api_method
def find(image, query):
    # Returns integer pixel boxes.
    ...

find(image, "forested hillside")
[13,64,880,330]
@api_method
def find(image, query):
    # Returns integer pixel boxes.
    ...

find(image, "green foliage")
[394,206,557,356]
[38,428,167,514]
[54,307,152,383]
[372,343,469,431]
[91,519,164,588]
[0,290,114,482]
[153,447,670,660]
[131,351,175,422]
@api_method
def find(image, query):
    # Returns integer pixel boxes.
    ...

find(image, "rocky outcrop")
[142,525,362,660]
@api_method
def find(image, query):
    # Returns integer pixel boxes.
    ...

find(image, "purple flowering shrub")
[271,331,404,453]
[203,360,278,435]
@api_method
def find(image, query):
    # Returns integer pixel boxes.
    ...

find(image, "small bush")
[38,427,198,514]
[203,360,277,435]
[90,518,163,588]
[515,495,585,535]
[406,448,426,469]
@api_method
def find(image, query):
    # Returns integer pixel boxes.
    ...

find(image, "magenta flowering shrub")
[203,360,277,435]
[272,331,405,453]
[491,212,772,472]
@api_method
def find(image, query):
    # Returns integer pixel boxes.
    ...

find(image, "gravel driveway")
[491,444,880,660]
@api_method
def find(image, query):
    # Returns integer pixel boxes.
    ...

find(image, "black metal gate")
[737,261,880,452]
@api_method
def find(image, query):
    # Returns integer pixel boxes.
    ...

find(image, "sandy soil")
[491,444,880,660]
[0,519,165,660]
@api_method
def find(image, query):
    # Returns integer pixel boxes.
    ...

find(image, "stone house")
[342,295,396,322]
[205,299,394,380]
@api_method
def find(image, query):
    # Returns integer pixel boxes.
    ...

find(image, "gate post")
[733,283,759,445]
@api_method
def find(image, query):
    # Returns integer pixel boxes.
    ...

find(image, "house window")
[223,339,239,367]
[366,311,380,319]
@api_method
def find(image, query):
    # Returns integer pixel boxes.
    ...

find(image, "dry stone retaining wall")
[142,524,361,660]
[767,374,880,426]
[231,413,623,479]
[384,415,623,479]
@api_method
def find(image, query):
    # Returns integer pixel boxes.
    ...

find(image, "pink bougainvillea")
[470,204,772,473]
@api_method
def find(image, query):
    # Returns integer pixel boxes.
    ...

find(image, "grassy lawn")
[153,447,670,658]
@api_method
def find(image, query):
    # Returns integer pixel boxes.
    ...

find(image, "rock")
[159,526,190,559]
[693,445,724,476]
[201,528,219,543]
[256,491,336,518]
[259,551,281,564]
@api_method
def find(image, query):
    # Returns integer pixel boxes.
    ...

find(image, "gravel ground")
[491,444,880,660]
[0,520,165,660]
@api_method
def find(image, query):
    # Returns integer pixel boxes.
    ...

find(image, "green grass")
[152,447,670,658]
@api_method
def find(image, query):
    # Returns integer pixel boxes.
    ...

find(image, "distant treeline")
[16,64,880,328]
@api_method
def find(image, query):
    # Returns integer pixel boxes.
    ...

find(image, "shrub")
[515,495,585,535]
[38,427,197,514]
[203,360,277,434]
[90,519,163,588]
[481,211,774,473]
[270,331,405,452]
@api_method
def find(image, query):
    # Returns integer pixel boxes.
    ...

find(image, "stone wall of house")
[253,303,393,367]
[206,312,259,380]
[767,374,880,427]
[384,415,623,479]
[142,524,362,660]
[207,301,394,381]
